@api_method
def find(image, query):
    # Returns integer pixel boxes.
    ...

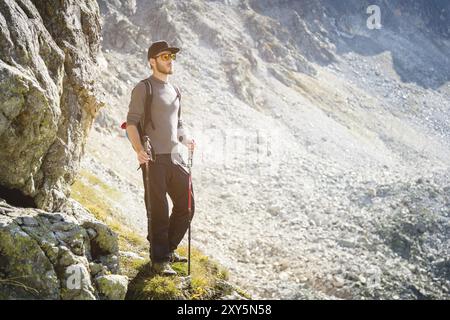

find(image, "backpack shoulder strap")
[141,78,155,130]
[173,84,182,122]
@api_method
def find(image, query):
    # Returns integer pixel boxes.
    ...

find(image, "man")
[126,40,195,276]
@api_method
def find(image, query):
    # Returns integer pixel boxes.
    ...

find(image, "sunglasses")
[155,53,177,61]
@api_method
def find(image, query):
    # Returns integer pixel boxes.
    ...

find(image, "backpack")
[121,77,182,144]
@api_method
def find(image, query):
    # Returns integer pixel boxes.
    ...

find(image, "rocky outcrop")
[0,198,128,300]
[0,0,104,212]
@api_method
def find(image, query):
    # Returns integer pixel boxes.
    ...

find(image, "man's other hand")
[137,149,151,165]
[187,139,195,152]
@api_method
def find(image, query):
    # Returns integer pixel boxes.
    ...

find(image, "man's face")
[151,50,174,74]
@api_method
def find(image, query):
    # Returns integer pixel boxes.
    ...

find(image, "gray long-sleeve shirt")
[126,75,181,155]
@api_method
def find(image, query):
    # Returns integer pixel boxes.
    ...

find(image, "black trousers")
[141,153,195,263]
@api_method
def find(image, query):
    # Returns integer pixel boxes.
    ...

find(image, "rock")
[119,251,145,260]
[0,218,60,299]
[58,246,79,267]
[97,254,120,274]
[89,262,107,277]
[221,291,248,300]
[0,0,104,212]
[268,204,281,216]
[289,10,336,65]
[0,199,124,300]
[21,216,39,227]
[219,192,233,199]
[215,279,249,300]
[95,275,128,300]
[407,264,417,273]
[338,239,356,248]
[298,276,309,283]
[279,272,289,281]
[177,276,192,291]
[86,228,98,240]
[333,276,346,288]
[82,221,119,257]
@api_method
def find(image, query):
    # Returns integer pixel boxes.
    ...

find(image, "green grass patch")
[125,262,184,300]
[126,246,236,300]
[71,169,244,300]
[77,169,122,199]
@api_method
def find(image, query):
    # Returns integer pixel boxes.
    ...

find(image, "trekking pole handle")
[188,139,195,168]
[143,135,154,162]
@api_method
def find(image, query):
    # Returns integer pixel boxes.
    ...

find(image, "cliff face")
[0,0,129,300]
[0,0,103,212]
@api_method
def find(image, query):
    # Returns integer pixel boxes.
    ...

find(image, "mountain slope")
[83,0,450,299]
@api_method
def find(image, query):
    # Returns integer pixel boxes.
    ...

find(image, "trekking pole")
[187,142,194,276]
[143,135,153,209]
[143,136,155,261]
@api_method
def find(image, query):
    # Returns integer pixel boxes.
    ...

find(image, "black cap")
[147,40,180,60]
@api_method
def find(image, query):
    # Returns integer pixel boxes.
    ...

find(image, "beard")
[156,62,173,74]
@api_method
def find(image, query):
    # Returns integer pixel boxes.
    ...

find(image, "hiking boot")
[151,262,177,276]
[169,251,188,263]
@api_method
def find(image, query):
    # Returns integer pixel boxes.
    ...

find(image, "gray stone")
[86,228,98,240]
[95,275,128,300]
[89,262,105,277]
[21,216,39,227]
[119,251,145,260]
[0,199,125,300]
[83,221,119,256]
[98,254,120,274]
